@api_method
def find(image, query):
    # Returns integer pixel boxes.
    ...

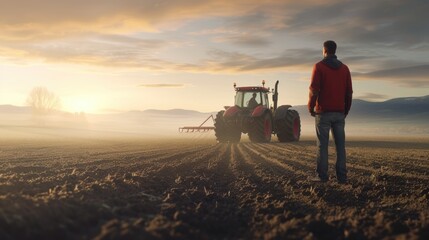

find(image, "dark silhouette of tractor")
[214,80,301,143]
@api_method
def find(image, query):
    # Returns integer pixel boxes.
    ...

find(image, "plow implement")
[179,115,215,133]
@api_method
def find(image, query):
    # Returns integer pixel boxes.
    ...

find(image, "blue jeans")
[315,112,347,182]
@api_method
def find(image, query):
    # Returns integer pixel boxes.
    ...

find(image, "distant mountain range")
[135,95,429,125]
[0,104,31,114]
[291,95,429,125]
[2,95,428,121]
[349,96,429,119]
[141,109,209,116]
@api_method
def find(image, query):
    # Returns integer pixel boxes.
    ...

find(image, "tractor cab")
[234,87,270,109]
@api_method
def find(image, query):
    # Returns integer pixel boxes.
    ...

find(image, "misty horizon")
[1,94,428,139]
[2,94,428,115]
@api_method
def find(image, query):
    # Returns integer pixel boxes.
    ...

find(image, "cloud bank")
[139,84,185,88]
[0,0,428,87]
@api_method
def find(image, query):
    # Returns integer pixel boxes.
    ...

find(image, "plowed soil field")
[0,138,428,239]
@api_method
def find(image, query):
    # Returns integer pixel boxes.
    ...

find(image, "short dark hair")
[323,40,337,54]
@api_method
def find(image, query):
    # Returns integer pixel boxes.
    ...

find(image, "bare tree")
[26,87,61,115]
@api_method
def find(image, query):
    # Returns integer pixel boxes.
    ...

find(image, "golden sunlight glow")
[63,97,98,114]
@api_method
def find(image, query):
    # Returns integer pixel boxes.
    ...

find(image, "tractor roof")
[235,86,270,92]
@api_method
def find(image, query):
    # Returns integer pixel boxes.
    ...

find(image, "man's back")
[309,57,353,115]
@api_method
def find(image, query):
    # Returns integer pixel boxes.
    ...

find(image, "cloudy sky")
[0,0,428,113]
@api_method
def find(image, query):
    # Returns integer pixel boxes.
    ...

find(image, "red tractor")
[214,80,301,143]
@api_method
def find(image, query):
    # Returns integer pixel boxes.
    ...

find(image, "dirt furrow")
[233,143,328,239]
[249,143,316,173]
[346,149,429,177]
[0,145,212,197]
[149,143,251,239]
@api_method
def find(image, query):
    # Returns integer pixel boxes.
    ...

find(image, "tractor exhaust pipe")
[273,80,279,110]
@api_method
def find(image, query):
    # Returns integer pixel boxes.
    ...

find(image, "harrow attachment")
[179,115,215,133]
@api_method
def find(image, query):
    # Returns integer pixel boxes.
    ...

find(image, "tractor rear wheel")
[249,113,272,143]
[276,109,301,142]
[214,111,241,143]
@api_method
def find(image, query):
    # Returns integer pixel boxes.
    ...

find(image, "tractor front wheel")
[249,113,272,143]
[276,109,301,142]
[214,111,241,143]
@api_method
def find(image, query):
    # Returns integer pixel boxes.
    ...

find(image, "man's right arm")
[345,67,353,116]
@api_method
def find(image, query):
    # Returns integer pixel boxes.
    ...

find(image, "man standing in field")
[308,40,353,184]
